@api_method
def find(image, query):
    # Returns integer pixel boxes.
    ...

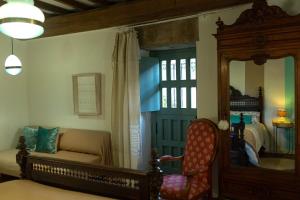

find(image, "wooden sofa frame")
[16,136,162,200]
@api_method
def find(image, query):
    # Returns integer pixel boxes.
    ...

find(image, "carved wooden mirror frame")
[216,0,300,198]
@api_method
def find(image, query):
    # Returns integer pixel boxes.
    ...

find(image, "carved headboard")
[230,86,263,122]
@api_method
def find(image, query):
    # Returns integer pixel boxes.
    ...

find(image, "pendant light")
[5,38,22,76]
[0,0,45,39]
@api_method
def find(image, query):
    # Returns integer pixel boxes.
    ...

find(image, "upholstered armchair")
[159,118,219,200]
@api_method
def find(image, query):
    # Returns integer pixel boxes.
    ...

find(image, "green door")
[151,48,197,173]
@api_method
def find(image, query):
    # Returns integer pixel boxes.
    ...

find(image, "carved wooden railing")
[16,136,162,200]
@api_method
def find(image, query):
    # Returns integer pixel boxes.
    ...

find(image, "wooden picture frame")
[73,73,101,116]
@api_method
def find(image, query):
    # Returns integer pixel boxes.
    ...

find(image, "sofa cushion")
[32,151,101,164]
[59,129,111,156]
[36,127,59,153]
[0,149,20,177]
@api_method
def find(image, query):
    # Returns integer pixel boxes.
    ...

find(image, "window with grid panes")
[160,57,197,113]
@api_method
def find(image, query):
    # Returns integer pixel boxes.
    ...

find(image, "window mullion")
[187,85,191,109]
[186,57,191,81]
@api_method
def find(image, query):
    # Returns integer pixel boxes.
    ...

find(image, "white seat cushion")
[32,150,101,164]
[0,149,20,177]
[0,180,115,200]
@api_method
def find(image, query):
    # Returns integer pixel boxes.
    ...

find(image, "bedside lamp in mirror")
[272,108,291,124]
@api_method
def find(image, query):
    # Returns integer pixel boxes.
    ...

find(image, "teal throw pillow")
[243,115,253,124]
[23,127,38,151]
[36,127,59,153]
[230,115,252,124]
[230,115,240,124]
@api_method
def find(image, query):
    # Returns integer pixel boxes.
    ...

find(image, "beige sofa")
[0,128,113,177]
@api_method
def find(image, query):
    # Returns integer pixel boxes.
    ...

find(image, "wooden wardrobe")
[216,0,300,199]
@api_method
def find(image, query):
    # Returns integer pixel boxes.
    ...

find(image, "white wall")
[229,61,264,97]
[26,28,118,131]
[264,58,286,150]
[197,3,253,122]
[245,61,264,97]
[230,61,245,94]
[0,36,29,150]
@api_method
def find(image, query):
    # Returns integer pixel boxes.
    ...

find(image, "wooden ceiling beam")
[53,0,92,10]
[35,0,70,14]
[43,0,253,38]
[88,0,110,5]
[43,12,54,18]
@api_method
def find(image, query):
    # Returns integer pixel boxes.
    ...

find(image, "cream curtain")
[139,112,152,170]
[111,29,141,169]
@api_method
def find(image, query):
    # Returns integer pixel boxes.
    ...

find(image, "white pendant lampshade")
[5,54,22,75]
[4,38,22,76]
[0,0,45,39]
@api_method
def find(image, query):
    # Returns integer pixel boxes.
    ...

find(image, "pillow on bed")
[23,127,38,151]
[36,127,59,153]
[245,142,260,166]
[230,115,252,124]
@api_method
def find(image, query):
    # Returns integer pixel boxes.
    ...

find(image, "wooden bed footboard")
[229,86,264,166]
[16,136,162,200]
[230,113,249,166]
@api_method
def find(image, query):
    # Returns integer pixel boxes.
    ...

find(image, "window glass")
[180,59,186,80]
[171,87,177,108]
[191,87,197,109]
[162,88,167,108]
[190,58,196,80]
[170,60,176,80]
[161,60,167,81]
[181,87,187,108]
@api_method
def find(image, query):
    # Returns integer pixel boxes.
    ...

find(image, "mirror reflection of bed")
[229,57,295,172]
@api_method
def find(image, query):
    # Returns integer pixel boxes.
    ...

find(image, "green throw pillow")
[22,127,38,151]
[36,127,59,153]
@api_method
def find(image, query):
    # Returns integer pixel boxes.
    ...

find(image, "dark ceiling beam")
[53,0,92,10]
[43,0,253,38]
[43,12,54,18]
[35,0,70,14]
[88,0,110,5]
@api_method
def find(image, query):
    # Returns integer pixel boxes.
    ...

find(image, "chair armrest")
[159,155,183,162]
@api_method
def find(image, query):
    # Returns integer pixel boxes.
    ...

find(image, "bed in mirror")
[229,57,295,172]
[216,0,300,199]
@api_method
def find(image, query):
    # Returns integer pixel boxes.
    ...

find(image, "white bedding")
[245,122,269,152]
[0,180,116,200]
[243,122,269,166]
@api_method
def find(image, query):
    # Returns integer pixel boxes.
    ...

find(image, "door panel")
[150,48,197,173]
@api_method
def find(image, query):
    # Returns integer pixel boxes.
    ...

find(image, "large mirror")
[229,57,295,172]
[216,0,300,198]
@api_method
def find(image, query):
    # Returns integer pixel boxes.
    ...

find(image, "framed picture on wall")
[72,73,101,116]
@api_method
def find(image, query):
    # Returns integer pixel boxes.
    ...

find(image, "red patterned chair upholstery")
[159,119,219,200]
